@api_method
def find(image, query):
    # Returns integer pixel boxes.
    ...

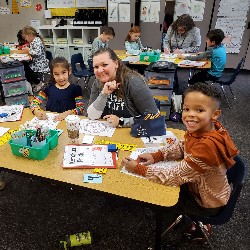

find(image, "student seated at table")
[122,82,239,241]
[87,48,159,128]
[30,57,84,121]
[163,14,201,54]
[22,25,50,86]
[16,29,29,51]
[177,29,226,85]
[125,26,144,55]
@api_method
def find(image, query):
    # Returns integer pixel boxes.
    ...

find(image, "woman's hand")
[137,153,154,166]
[33,110,48,120]
[164,48,171,54]
[173,48,181,54]
[101,80,120,95]
[103,114,120,127]
[121,157,138,173]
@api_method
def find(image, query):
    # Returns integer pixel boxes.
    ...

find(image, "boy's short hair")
[184,82,221,108]
[101,26,115,37]
[206,29,225,45]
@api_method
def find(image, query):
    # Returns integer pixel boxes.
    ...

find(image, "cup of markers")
[11,130,28,146]
[30,127,48,148]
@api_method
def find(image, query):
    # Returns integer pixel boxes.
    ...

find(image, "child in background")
[22,25,50,86]
[91,26,115,56]
[16,30,29,51]
[178,29,226,85]
[125,26,144,55]
[89,26,115,71]
[122,82,239,241]
[30,57,84,121]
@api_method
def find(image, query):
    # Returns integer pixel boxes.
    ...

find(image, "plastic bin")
[2,80,28,97]
[0,61,25,83]
[140,52,160,62]
[9,129,58,160]
[4,94,30,107]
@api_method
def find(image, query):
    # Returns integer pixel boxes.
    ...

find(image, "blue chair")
[211,58,245,109]
[71,53,94,85]
[161,155,248,250]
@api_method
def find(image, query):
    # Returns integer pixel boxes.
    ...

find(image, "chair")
[211,58,245,109]
[71,53,94,86]
[161,155,248,250]
[46,51,53,62]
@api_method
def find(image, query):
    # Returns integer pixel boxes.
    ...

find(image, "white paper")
[79,119,116,137]
[0,127,10,136]
[26,113,60,130]
[108,3,119,22]
[119,3,130,22]
[121,147,179,179]
[82,135,95,144]
[0,105,24,123]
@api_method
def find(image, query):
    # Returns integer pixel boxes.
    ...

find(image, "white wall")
[0,0,46,44]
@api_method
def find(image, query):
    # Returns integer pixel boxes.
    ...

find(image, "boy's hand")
[173,48,181,54]
[137,153,154,166]
[177,53,185,59]
[34,110,48,120]
[121,157,137,173]
[103,114,119,127]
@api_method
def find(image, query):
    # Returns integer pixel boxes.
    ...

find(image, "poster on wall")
[108,0,131,23]
[215,0,250,53]
[174,0,206,21]
[140,0,160,23]
[20,0,32,8]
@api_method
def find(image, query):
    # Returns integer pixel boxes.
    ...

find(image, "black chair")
[211,58,245,109]
[161,155,248,250]
[71,53,94,85]
[45,51,53,62]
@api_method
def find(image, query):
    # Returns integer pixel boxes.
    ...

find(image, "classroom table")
[0,108,185,249]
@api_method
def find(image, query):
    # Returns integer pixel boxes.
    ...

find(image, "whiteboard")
[76,0,107,8]
[47,0,75,8]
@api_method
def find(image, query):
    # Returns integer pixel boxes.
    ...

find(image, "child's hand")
[121,157,137,173]
[173,48,181,54]
[103,114,119,127]
[101,80,120,95]
[34,110,48,120]
[137,153,154,165]
[177,53,185,59]
[54,112,68,121]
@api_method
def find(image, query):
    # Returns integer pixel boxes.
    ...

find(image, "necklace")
[175,33,187,49]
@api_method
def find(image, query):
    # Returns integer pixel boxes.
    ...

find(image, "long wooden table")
[0,108,185,249]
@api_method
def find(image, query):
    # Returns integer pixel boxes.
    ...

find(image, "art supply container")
[65,115,80,143]
[11,130,27,146]
[31,139,46,148]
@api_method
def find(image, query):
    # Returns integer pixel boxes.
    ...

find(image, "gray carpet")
[0,69,249,250]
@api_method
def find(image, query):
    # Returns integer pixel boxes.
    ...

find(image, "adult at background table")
[87,48,158,128]
[163,14,201,54]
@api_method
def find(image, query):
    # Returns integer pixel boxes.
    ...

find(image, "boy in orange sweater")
[122,82,239,240]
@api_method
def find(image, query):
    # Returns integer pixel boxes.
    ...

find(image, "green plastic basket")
[9,129,58,160]
[140,51,160,62]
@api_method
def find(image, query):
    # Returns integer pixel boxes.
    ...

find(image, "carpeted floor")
[0,69,249,250]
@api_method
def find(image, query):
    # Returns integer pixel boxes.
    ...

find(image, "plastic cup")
[11,131,27,146]
[65,115,80,143]
[31,139,46,148]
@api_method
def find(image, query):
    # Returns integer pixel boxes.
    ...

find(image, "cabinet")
[0,61,29,107]
[144,63,176,120]
[39,25,100,63]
